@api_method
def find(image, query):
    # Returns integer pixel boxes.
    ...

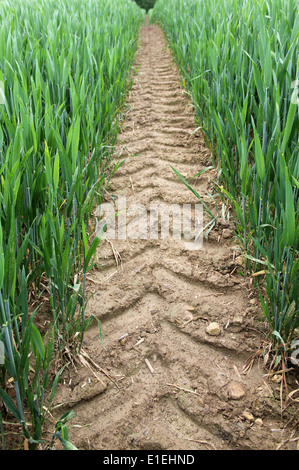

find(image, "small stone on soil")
[206,322,221,336]
[255,418,263,427]
[228,382,246,400]
[243,411,254,421]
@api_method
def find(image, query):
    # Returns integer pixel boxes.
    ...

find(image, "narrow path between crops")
[53,22,296,450]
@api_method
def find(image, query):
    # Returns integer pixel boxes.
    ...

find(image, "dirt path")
[54,23,297,451]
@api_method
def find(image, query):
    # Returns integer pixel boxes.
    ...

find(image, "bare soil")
[52,23,298,451]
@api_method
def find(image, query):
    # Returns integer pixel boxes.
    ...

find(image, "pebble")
[271,374,282,383]
[255,418,263,427]
[228,382,246,400]
[243,411,254,421]
[235,255,245,267]
[232,315,243,326]
[206,322,221,336]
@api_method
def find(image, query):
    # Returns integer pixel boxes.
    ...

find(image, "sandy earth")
[52,23,298,451]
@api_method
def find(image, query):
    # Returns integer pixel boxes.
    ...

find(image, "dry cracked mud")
[52,22,298,451]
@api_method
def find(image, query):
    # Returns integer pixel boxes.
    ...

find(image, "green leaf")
[252,119,265,182]
[170,165,214,218]
[0,227,4,289]
[272,330,285,347]
[284,176,295,245]
[72,116,80,173]
[49,364,68,406]
[30,324,45,361]
[58,437,78,450]
[4,211,16,301]
[83,235,102,272]
[82,220,88,261]
[0,388,21,422]
[53,152,60,192]
[281,101,296,155]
